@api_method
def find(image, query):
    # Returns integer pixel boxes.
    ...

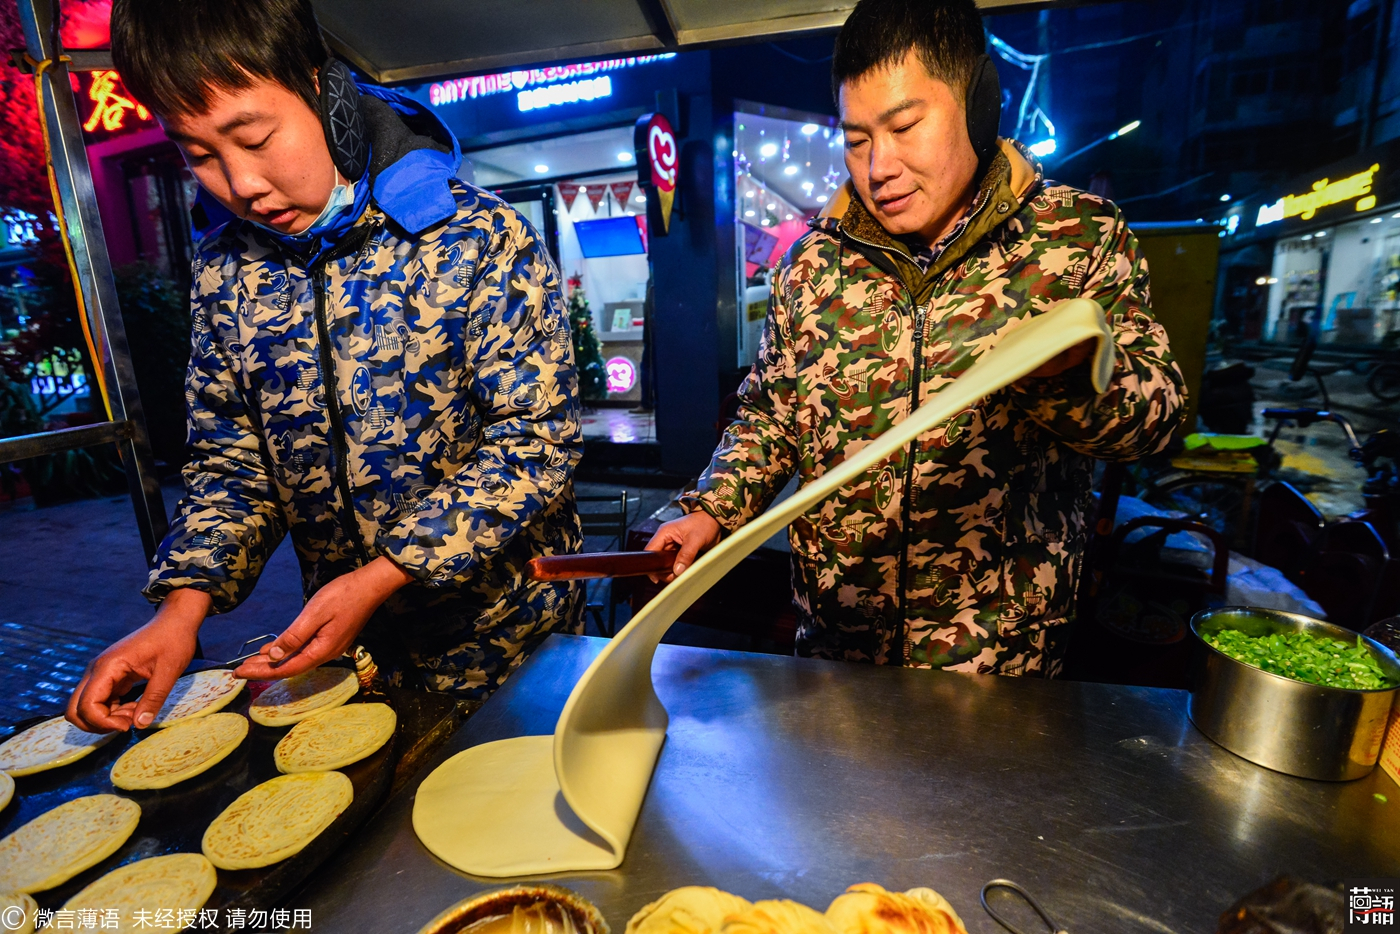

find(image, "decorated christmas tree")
[566,273,607,401]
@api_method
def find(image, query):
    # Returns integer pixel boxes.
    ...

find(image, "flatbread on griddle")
[0,892,38,934]
[0,770,12,811]
[201,771,352,870]
[151,670,246,728]
[274,703,395,773]
[0,794,141,893]
[63,853,216,933]
[248,667,358,727]
[110,713,248,790]
[0,716,117,777]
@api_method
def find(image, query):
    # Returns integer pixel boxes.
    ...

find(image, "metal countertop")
[294,634,1399,933]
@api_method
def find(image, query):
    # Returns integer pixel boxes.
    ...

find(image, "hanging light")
[783,165,799,176]
[801,123,819,135]
[759,142,779,158]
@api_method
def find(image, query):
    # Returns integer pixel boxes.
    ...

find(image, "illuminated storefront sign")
[428,54,675,107]
[1256,164,1380,226]
[518,76,611,112]
[605,356,637,394]
[82,70,152,133]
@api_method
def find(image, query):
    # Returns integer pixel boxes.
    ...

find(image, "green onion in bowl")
[1204,628,1398,691]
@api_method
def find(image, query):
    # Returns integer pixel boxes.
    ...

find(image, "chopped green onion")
[1205,628,1396,691]
[1376,793,1389,803]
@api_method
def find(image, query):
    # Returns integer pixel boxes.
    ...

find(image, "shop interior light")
[745,209,755,217]
[785,213,794,220]
[1394,212,1400,219]
[1109,120,1141,139]
[801,123,819,135]
[1255,277,1267,285]
[1027,139,1056,157]
[1316,230,1327,237]
[1269,277,1279,283]
[759,142,779,158]
[634,193,646,203]
[817,194,829,203]
[1302,234,1313,240]
[1220,193,1232,202]
[617,151,633,162]
[745,190,755,198]
[783,165,799,176]
[1372,217,1384,224]
[767,203,776,210]
[534,164,549,173]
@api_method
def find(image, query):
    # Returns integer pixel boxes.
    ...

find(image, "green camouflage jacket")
[683,140,1185,676]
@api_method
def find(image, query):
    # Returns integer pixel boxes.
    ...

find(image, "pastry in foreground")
[721,900,841,934]
[826,884,966,934]
[249,667,359,727]
[202,770,353,869]
[0,716,117,777]
[62,853,216,933]
[0,794,141,893]
[627,886,753,934]
[0,892,37,934]
[110,712,248,790]
[150,670,247,728]
[274,702,396,773]
[0,770,12,811]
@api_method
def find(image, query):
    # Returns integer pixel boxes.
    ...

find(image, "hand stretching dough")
[413,299,1115,877]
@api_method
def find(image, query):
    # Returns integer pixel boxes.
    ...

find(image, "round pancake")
[151,670,247,728]
[274,703,395,773]
[0,892,38,934]
[249,667,358,727]
[0,794,141,893]
[202,771,352,870]
[0,770,13,811]
[111,713,248,790]
[0,716,117,777]
[63,853,216,933]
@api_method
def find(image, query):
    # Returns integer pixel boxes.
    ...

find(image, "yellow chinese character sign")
[82,70,152,134]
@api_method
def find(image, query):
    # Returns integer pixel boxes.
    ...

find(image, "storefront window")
[732,105,846,367]
[1265,210,1400,347]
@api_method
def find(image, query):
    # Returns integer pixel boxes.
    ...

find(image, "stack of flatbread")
[111,712,248,790]
[63,853,216,932]
[250,667,359,726]
[151,670,247,728]
[624,884,966,934]
[0,794,141,893]
[0,716,116,776]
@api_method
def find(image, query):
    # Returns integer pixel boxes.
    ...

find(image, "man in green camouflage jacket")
[647,0,1185,676]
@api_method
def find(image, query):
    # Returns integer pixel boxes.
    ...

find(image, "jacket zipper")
[894,302,932,665]
[312,266,370,566]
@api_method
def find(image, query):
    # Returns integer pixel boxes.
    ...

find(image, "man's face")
[161,77,336,235]
[839,50,981,243]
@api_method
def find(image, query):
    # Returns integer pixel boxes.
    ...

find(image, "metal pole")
[16,0,168,561]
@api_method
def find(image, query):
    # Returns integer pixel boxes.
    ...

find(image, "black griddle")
[0,671,461,933]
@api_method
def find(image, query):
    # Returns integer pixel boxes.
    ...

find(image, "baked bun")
[626,886,753,934]
[722,900,841,934]
[825,884,966,934]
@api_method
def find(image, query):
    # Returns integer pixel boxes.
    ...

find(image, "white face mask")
[249,167,355,236]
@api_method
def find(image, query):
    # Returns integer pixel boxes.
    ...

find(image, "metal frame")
[0,0,168,561]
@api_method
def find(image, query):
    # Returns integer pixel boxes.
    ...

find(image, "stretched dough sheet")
[413,299,1114,877]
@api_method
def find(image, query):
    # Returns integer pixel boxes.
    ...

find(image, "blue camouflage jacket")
[145,86,584,698]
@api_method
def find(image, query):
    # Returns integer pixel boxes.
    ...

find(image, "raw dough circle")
[0,794,141,893]
[151,670,247,728]
[0,770,13,811]
[62,853,217,933]
[274,703,395,773]
[0,892,37,934]
[0,716,117,777]
[249,668,358,727]
[202,771,352,870]
[110,713,248,790]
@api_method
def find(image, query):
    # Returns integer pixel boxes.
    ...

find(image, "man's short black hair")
[831,0,986,103]
[111,0,328,120]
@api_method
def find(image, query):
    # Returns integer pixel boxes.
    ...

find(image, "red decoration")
[585,185,606,211]
[609,181,634,208]
[556,182,582,210]
[81,70,151,134]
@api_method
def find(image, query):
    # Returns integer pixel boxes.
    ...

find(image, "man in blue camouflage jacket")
[68,0,582,733]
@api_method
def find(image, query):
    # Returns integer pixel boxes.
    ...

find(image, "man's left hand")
[234,557,413,680]
[1024,338,1097,379]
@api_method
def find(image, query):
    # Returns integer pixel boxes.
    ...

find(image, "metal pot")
[415,885,610,934]
[1188,607,1400,781]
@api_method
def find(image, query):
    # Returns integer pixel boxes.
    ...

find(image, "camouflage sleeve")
[1009,205,1186,460]
[679,263,799,531]
[377,213,581,584]
[144,303,287,613]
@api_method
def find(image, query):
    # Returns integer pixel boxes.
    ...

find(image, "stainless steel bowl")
[415,885,609,934]
[1188,607,1400,781]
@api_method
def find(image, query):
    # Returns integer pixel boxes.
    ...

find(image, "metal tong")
[187,634,279,671]
[981,880,1069,934]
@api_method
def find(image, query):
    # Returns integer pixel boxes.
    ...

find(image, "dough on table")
[110,712,248,790]
[0,770,12,811]
[151,670,247,728]
[826,884,967,934]
[627,887,752,934]
[0,892,38,934]
[274,702,395,773]
[202,770,352,870]
[721,901,841,934]
[62,853,216,933]
[249,667,359,727]
[0,716,117,777]
[0,794,141,893]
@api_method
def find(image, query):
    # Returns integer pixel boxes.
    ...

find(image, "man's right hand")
[644,510,723,583]
[66,588,210,733]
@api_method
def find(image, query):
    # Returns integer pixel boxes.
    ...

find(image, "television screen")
[574,216,646,258]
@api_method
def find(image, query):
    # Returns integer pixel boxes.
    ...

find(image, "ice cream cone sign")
[635,112,678,235]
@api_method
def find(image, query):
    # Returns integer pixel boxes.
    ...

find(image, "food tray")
[0,668,442,932]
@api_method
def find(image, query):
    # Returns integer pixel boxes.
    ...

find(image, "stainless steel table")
[295,634,1399,933]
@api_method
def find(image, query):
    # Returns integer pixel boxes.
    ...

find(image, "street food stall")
[2,1,1399,933]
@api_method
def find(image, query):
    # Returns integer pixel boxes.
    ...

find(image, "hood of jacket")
[191,82,462,245]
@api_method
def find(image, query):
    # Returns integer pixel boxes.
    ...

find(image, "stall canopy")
[315,0,1047,84]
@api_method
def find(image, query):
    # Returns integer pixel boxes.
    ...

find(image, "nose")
[223,153,272,208]
[867,134,901,186]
